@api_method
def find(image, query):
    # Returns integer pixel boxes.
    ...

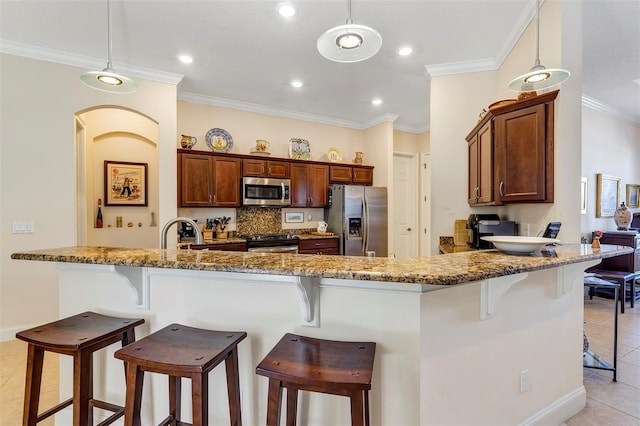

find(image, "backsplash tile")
[236,208,282,235]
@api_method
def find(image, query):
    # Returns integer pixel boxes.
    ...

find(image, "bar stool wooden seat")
[255,333,376,426]
[16,311,145,426]
[114,323,247,426]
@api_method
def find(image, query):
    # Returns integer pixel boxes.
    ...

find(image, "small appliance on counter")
[178,220,198,243]
[467,214,517,249]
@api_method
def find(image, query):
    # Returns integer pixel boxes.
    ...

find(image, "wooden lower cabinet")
[290,163,329,207]
[298,238,340,255]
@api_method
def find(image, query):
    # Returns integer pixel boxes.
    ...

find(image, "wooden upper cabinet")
[178,152,241,207]
[466,90,557,206]
[329,164,373,185]
[242,158,290,178]
[290,163,329,207]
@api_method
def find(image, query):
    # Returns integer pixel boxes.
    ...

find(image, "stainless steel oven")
[245,234,298,253]
[242,177,291,207]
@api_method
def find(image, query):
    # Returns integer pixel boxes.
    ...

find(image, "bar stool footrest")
[91,399,125,426]
[158,416,191,426]
[35,397,73,423]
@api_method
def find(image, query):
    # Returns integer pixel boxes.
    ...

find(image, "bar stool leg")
[285,387,298,426]
[224,349,242,426]
[349,391,365,426]
[123,363,144,426]
[266,379,283,426]
[23,344,44,426]
[73,348,93,426]
[169,375,181,424]
[364,391,370,426]
[191,373,208,426]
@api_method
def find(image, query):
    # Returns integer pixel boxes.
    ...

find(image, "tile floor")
[1,294,638,425]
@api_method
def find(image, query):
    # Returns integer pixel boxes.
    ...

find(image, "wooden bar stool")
[255,333,376,426]
[114,323,247,426]
[16,311,145,426]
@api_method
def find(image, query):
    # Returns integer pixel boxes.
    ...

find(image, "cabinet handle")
[209,194,212,204]
[499,182,504,197]
[474,187,479,199]
[213,194,217,203]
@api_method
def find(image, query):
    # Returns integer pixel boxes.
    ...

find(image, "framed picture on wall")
[627,184,640,208]
[595,173,620,217]
[104,161,148,206]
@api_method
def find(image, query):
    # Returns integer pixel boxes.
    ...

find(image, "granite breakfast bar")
[11,244,632,425]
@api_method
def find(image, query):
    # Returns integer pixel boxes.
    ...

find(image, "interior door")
[393,153,418,258]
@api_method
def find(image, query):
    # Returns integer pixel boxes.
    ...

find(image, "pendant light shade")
[317,0,382,63]
[508,0,569,92]
[80,0,138,93]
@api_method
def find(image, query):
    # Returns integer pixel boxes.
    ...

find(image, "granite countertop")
[438,236,475,254]
[11,244,632,286]
[296,233,339,240]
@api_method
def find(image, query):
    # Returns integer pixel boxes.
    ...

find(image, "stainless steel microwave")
[242,177,291,207]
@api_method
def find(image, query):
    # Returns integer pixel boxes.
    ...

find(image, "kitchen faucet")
[160,217,202,249]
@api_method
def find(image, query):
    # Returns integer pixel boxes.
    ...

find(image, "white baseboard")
[1,323,40,342]
[520,386,587,426]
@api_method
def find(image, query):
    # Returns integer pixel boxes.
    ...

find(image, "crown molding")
[425,59,498,78]
[582,95,640,127]
[0,39,183,85]
[179,92,421,132]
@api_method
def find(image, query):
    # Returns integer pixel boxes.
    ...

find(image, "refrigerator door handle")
[362,197,369,255]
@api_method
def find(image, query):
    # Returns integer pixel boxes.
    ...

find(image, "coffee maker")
[467,214,517,249]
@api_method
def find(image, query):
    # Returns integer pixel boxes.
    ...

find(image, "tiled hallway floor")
[1,294,638,425]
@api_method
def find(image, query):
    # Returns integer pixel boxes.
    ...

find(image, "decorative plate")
[205,128,233,153]
[289,138,311,160]
[327,147,342,162]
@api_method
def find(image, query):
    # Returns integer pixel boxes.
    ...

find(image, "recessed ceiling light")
[278,3,296,17]
[398,47,413,56]
[291,80,304,88]
[179,55,193,64]
[372,98,382,106]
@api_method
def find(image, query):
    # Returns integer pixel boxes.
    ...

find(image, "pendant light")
[508,0,570,92]
[80,0,138,93]
[317,0,382,63]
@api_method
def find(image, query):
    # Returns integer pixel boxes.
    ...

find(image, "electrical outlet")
[12,222,34,234]
[520,369,529,393]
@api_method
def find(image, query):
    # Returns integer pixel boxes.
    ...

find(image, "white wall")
[0,54,178,337]
[430,0,583,252]
[581,107,640,236]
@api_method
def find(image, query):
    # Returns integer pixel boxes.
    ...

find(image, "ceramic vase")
[614,202,631,230]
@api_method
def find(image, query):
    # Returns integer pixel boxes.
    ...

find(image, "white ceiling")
[1,0,638,132]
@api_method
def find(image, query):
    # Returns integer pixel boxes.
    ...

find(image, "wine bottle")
[96,199,103,228]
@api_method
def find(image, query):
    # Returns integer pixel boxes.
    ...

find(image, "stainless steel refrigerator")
[325,184,388,257]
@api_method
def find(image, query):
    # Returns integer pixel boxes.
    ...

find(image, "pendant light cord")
[106,0,113,68]
[345,0,353,25]
[534,0,541,67]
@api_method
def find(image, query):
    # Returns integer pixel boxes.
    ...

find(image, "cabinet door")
[477,122,494,204]
[290,163,310,207]
[494,104,548,202]
[467,122,493,205]
[179,153,212,207]
[242,159,266,177]
[212,157,241,206]
[307,165,329,207]
[266,160,290,178]
[329,165,353,183]
[352,166,373,185]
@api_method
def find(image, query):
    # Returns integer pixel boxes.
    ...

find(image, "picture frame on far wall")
[580,177,588,214]
[596,173,620,218]
[104,161,148,206]
[284,212,304,223]
[627,184,640,209]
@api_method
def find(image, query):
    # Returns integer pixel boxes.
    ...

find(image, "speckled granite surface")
[11,244,632,286]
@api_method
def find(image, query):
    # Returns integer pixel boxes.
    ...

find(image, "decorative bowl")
[480,236,559,254]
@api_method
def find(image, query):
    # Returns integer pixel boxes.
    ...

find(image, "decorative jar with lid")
[614,202,631,230]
